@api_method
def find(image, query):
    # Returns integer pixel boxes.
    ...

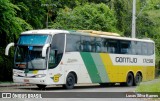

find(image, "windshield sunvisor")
[42,44,50,57]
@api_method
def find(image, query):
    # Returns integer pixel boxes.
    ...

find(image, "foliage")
[136,1,160,64]
[11,0,46,29]
[112,0,131,34]
[136,79,160,92]
[51,3,117,32]
[0,0,32,81]
[143,0,160,10]
[0,0,32,42]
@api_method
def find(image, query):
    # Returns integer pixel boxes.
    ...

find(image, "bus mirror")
[42,44,50,57]
[5,42,15,56]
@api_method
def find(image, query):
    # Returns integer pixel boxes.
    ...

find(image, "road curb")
[0,83,33,87]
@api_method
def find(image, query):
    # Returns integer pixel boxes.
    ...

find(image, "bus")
[5,29,155,89]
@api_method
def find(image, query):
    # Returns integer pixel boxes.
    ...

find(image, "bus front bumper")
[13,76,47,85]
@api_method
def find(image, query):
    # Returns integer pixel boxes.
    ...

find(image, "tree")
[11,0,46,29]
[51,3,117,32]
[0,0,32,81]
[112,0,131,33]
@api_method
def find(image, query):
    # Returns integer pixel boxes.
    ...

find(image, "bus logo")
[53,74,62,82]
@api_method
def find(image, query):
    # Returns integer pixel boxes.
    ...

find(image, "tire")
[134,72,142,86]
[36,84,46,89]
[63,73,75,89]
[126,72,134,86]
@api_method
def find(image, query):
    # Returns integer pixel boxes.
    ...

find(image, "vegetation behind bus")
[0,0,160,81]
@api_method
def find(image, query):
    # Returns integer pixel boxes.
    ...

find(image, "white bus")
[5,29,155,89]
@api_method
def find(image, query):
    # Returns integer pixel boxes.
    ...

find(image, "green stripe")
[91,53,110,82]
[80,52,102,83]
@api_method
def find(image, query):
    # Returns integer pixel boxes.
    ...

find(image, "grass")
[0,81,13,84]
[136,78,160,92]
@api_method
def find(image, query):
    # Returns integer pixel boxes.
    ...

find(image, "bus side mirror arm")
[42,44,50,57]
[5,42,15,56]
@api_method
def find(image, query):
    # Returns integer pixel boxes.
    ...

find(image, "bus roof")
[21,29,69,35]
[21,29,154,43]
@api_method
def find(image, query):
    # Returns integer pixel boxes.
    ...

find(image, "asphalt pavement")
[0,79,159,101]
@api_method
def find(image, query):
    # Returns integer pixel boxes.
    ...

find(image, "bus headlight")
[35,74,46,78]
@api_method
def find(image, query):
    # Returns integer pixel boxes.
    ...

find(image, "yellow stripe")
[100,53,116,82]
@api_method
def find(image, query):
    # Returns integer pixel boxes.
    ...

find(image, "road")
[0,83,136,92]
[0,83,145,101]
[2,78,160,101]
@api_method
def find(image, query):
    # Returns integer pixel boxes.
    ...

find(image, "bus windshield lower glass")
[14,46,47,70]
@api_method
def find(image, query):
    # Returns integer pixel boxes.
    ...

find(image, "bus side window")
[49,50,56,69]
[66,34,81,52]
[131,41,136,55]
[95,37,102,52]
[136,42,142,55]
[141,42,148,55]
[50,34,65,68]
[90,37,96,52]
[120,41,131,54]
[108,40,118,53]
[148,43,154,55]
[81,36,91,52]
[95,42,101,52]
[83,41,91,52]
[101,39,108,53]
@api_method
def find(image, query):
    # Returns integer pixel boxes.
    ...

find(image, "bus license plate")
[24,79,29,83]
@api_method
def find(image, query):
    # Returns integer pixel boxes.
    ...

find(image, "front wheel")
[63,73,75,89]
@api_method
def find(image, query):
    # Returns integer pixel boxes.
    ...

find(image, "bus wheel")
[126,72,134,86]
[63,73,75,89]
[36,84,46,89]
[134,72,142,86]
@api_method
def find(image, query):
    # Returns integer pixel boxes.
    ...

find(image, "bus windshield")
[18,34,50,45]
[14,34,52,70]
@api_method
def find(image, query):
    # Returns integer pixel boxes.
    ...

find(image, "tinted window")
[66,34,81,52]
[19,35,51,45]
[49,34,65,69]
[148,43,154,55]
[48,50,56,69]
[51,34,65,53]
[141,42,148,55]
[136,42,141,55]
[95,37,102,52]
[65,34,154,55]
[108,40,118,53]
[101,38,108,53]
[130,41,136,55]
[120,41,131,54]
[81,36,92,52]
